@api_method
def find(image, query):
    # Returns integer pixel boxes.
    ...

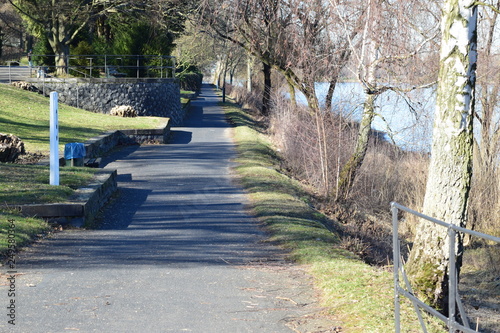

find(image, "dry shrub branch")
[228,83,499,268]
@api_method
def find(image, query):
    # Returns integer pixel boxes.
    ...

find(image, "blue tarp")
[64,142,86,160]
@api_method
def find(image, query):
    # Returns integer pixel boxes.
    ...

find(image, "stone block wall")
[32,78,184,125]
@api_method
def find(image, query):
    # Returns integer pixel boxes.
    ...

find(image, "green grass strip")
[222,99,444,332]
[0,212,51,258]
[0,164,98,206]
[0,84,167,154]
[0,164,99,257]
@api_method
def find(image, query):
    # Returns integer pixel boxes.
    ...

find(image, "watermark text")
[6,219,16,325]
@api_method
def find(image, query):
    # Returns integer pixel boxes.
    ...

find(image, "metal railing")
[391,202,500,333]
[28,54,176,80]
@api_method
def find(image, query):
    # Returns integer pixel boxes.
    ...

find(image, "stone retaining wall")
[31,78,184,126]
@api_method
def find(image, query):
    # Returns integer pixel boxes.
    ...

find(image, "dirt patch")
[242,259,343,333]
[13,152,47,164]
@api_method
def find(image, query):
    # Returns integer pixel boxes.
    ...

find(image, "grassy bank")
[0,212,51,258]
[0,165,96,257]
[0,84,167,154]
[223,99,443,332]
[0,164,97,206]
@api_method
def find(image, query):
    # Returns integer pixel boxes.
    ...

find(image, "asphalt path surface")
[0,66,33,83]
[1,85,332,332]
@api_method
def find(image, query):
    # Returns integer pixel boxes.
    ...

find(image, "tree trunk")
[247,54,252,92]
[303,79,320,114]
[326,46,353,111]
[0,27,3,58]
[48,41,69,76]
[287,78,297,107]
[335,92,377,200]
[47,22,70,76]
[406,0,477,312]
[262,62,272,116]
[282,68,319,114]
[213,59,223,87]
[324,78,338,111]
[477,0,500,186]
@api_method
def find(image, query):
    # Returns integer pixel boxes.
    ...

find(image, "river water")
[301,82,437,152]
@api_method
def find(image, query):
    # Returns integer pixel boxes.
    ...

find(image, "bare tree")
[199,0,343,115]
[8,0,127,74]
[331,0,439,201]
[458,0,500,251]
[0,2,28,59]
[478,1,500,162]
[407,0,478,311]
[198,0,281,114]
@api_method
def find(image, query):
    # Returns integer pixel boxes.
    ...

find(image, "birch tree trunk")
[406,0,477,312]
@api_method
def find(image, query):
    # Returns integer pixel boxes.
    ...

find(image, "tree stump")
[0,133,26,162]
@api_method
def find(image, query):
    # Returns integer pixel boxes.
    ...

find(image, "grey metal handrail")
[29,54,176,80]
[391,202,500,333]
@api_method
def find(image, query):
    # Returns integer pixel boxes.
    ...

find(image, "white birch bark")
[407,0,477,310]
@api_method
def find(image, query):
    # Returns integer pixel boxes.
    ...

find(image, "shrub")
[226,85,262,113]
[177,72,203,92]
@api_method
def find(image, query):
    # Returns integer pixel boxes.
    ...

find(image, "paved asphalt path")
[1,85,330,332]
[0,66,33,83]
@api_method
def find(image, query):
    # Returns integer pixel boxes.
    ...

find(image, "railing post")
[172,57,176,78]
[137,56,140,79]
[392,202,500,333]
[391,202,401,333]
[87,57,93,78]
[448,227,456,332]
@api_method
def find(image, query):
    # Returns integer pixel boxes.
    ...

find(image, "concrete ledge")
[84,120,170,158]
[37,120,171,162]
[19,169,117,227]
[23,121,169,227]
[21,204,83,217]
[119,119,171,145]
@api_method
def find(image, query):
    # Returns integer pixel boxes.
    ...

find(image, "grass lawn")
[0,212,51,258]
[222,99,444,332]
[0,164,97,206]
[0,83,170,257]
[0,165,97,257]
[181,90,196,108]
[0,84,168,154]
